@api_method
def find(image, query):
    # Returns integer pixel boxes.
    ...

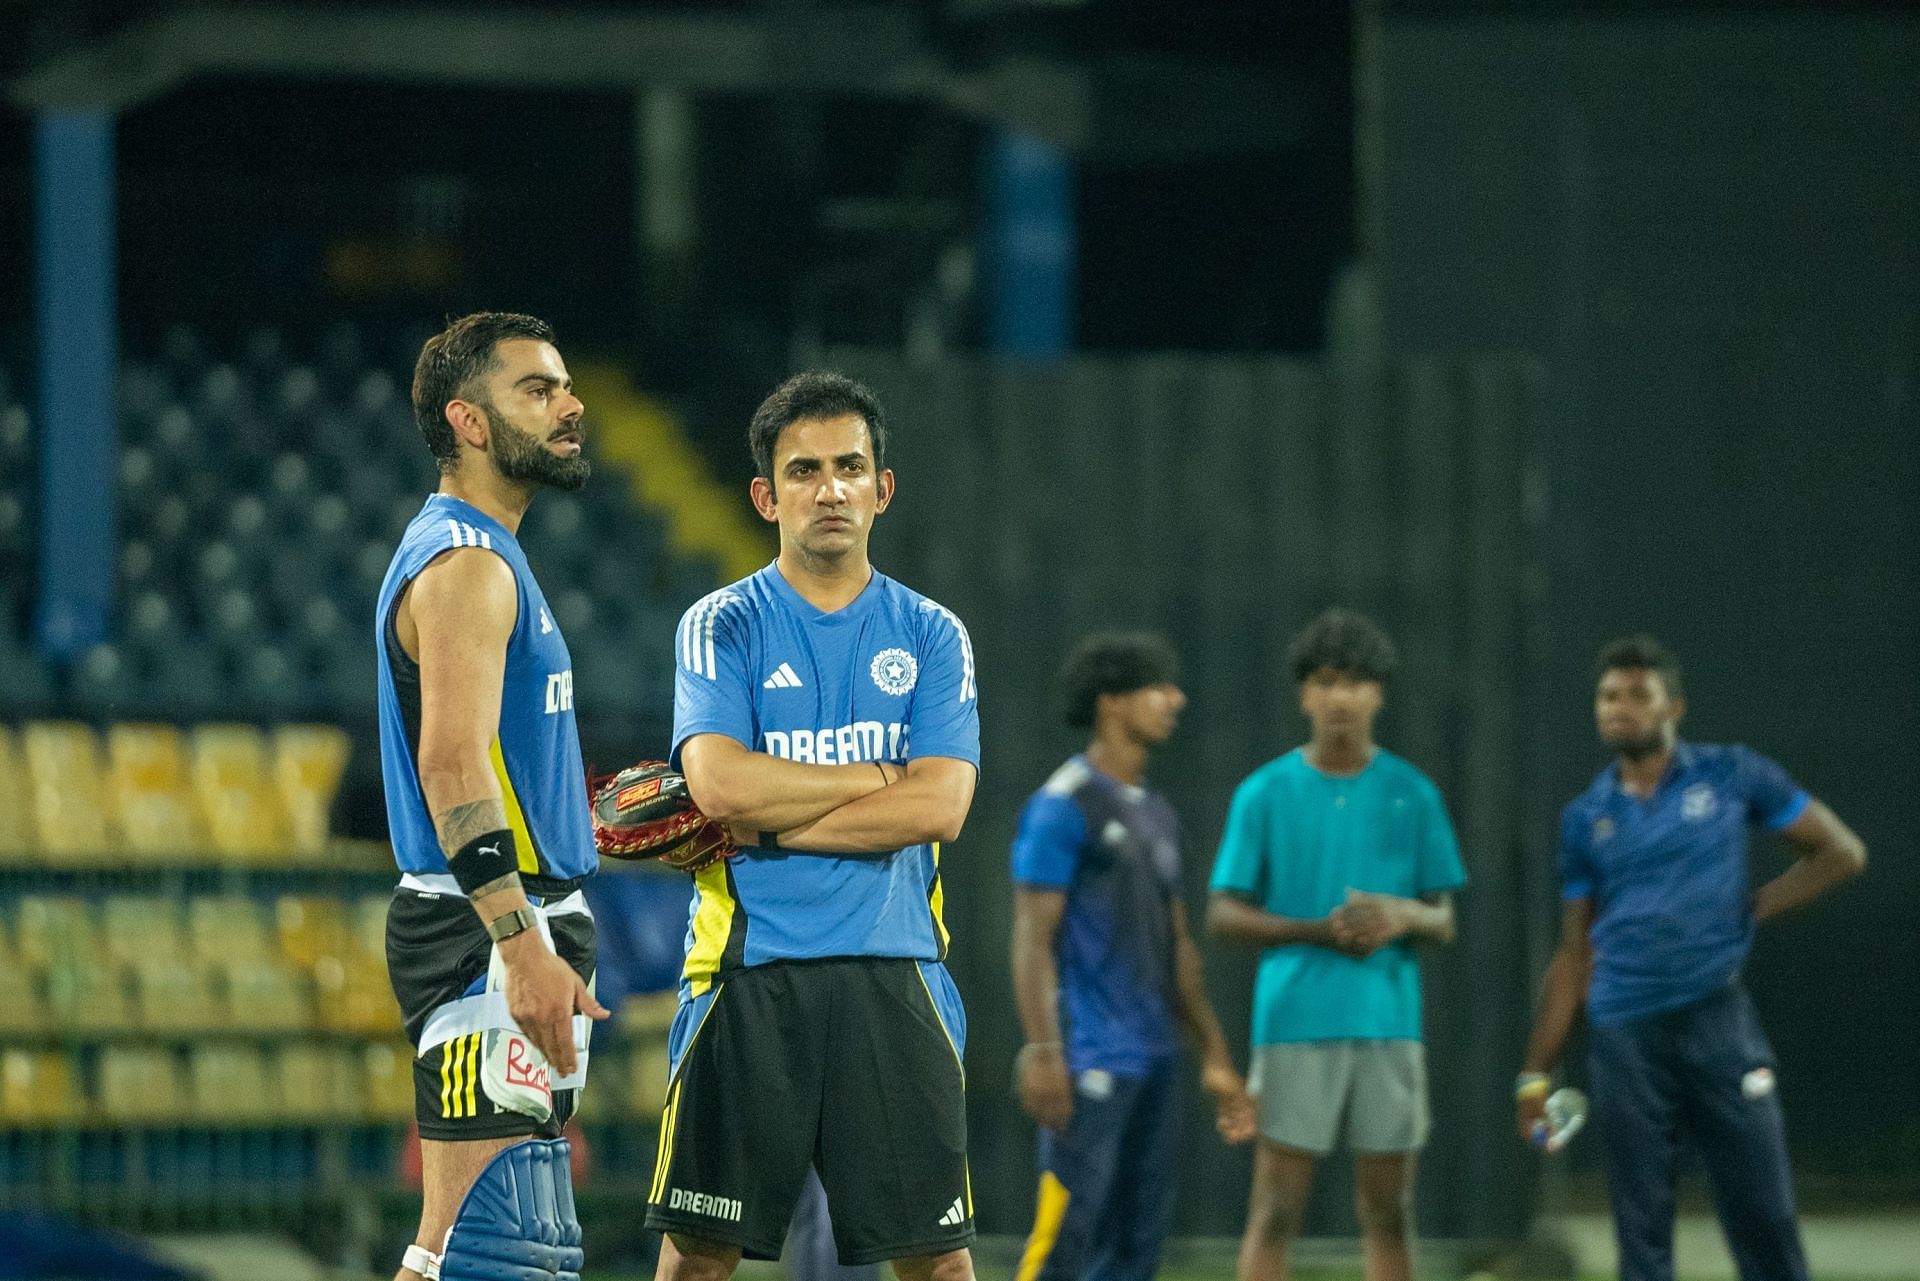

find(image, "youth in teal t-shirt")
[1208,748,1466,1045]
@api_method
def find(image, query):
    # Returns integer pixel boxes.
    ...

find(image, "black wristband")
[759,830,780,850]
[448,829,519,896]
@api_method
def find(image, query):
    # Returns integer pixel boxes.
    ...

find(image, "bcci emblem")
[1681,784,1718,822]
[1592,817,1615,844]
[870,648,918,696]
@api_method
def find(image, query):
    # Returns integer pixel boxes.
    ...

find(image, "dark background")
[1,0,1913,1244]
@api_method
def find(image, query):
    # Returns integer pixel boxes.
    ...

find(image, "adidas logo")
[763,662,805,689]
[937,1196,966,1229]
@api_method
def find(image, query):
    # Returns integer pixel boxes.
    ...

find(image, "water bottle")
[1531,1087,1588,1152]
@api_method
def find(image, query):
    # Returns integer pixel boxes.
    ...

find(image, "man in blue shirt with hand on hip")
[1517,635,1866,1281]
[1208,609,1465,1281]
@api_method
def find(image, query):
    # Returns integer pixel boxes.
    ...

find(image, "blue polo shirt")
[1560,741,1808,1025]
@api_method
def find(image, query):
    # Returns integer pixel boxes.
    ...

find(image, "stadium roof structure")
[5,1,1320,163]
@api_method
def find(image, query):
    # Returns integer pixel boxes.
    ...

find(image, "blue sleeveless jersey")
[671,563,980,995]
[376,494,598,885]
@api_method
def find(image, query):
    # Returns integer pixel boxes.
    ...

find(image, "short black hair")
[411,312,555,473]
[1288,608,1399,684]
[1595,634,1684,700]
[1059,631,1182,729]
[748,371,887,483]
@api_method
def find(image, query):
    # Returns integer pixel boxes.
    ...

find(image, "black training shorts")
[385,884,596,1141]
[644,957,975,1264]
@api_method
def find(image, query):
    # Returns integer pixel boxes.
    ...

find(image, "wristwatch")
[485,907,538,944]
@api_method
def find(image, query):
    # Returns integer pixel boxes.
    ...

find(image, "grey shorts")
[1248,1040,1429,1155]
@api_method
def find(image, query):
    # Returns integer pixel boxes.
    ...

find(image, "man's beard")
[487,405,590,492]
[1606,729,1668,761]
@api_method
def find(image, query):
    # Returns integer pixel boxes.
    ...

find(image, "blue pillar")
[982,131,1074,359]
[34,110,118,661]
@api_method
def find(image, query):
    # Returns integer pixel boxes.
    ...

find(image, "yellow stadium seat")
[46,962,136,1034]
[0,1050,82,1124]
[98,1047,184,1121]
[134,960,224,1033]
[273,724,351,858]
[273,1044,358,1120]
[100,895,187,969]
[221,958,314,1033]
[354,894,390,962]
[186,1044,273,1123]
[16,896,99,970]
[313,954,402,1035]
[626,1038,672,1120]
[188,895,273,966]
[106,723,206,859]
[275,895,350,968]
[0,966,48,1035]
[0,726,39,861]
[190,723,289,860]
[21,722,116,860]
[361,1041,418,1121]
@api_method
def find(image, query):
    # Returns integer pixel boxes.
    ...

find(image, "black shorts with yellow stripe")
[644,956,975,1265]
[385,884,596,1141]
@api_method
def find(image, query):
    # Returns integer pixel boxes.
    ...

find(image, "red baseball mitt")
[589,762,736,874]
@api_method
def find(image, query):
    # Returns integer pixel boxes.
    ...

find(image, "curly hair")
[1287,608,1399,684]
[1058,632,1182,729]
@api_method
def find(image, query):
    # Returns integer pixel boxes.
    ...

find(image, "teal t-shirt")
[1208,748,1466,1045]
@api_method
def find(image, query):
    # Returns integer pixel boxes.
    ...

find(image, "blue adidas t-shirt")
[1011,756,1185,1076]
[1209,748,1465,1045]
[670,563,980,996]
[376,494,597,885]
[1560,741,1808,1025]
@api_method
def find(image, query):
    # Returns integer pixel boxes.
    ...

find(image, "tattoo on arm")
[434,798,510,853]
[433,798,523,901]
[468,871,522,903]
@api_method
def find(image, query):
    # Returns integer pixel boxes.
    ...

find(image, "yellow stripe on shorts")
[440,1035,462,1118]
[464,1033,480,1118]
[649,1078,683,1204]
[1014,1171,1070,1281]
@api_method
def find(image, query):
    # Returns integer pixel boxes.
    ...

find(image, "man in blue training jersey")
[377,312,611,1281]
[1208,609,1465,1281]
[1010,631,1254,1281]
[648,373,980,1281]
[1516,636,1866,1281]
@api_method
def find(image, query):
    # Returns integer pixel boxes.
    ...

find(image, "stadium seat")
[0,726,39,860]
[360,1041,417,1121]
[190,723,290,859]
[98,1047,185,1121]
[100,895,187,968]
[105,725,207,858]
[46,962,137,1034]
[624,1042,672,1120]
[313,953,401,1035]
[272,724,351,855]
[0,956,48,1035]
[21,722,117,860]
[221,957,315,1034]
[15,896,99,970]
[353,894,389,960]
[188,895,273,966]
[187,1044,273,1122]
[275,895,350,968]
[134,959,224,1033]
[273,1044,358,1120]
[0,1050,82,1124]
